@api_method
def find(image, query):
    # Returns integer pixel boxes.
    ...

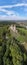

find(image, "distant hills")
[0,20,27,25]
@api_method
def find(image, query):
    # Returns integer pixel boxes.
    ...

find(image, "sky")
[0,0,27,20]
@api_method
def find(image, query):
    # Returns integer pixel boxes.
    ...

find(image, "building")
[10,25,17,33]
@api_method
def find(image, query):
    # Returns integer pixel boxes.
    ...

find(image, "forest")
[0,22,27,65]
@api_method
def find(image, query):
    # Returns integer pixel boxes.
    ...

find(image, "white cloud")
[0,3,27,9]
[0,15,27,20]
[0,8,16,15]
[0,8,20,20]
[0,3,27,20]
[0,3,27,17]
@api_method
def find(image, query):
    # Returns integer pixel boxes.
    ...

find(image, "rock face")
[10,25,17,33]
[25,26,27,29]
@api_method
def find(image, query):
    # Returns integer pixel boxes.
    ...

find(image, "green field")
[17,28,27,42]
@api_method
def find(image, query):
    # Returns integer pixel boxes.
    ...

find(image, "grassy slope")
[17,28,27,42]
